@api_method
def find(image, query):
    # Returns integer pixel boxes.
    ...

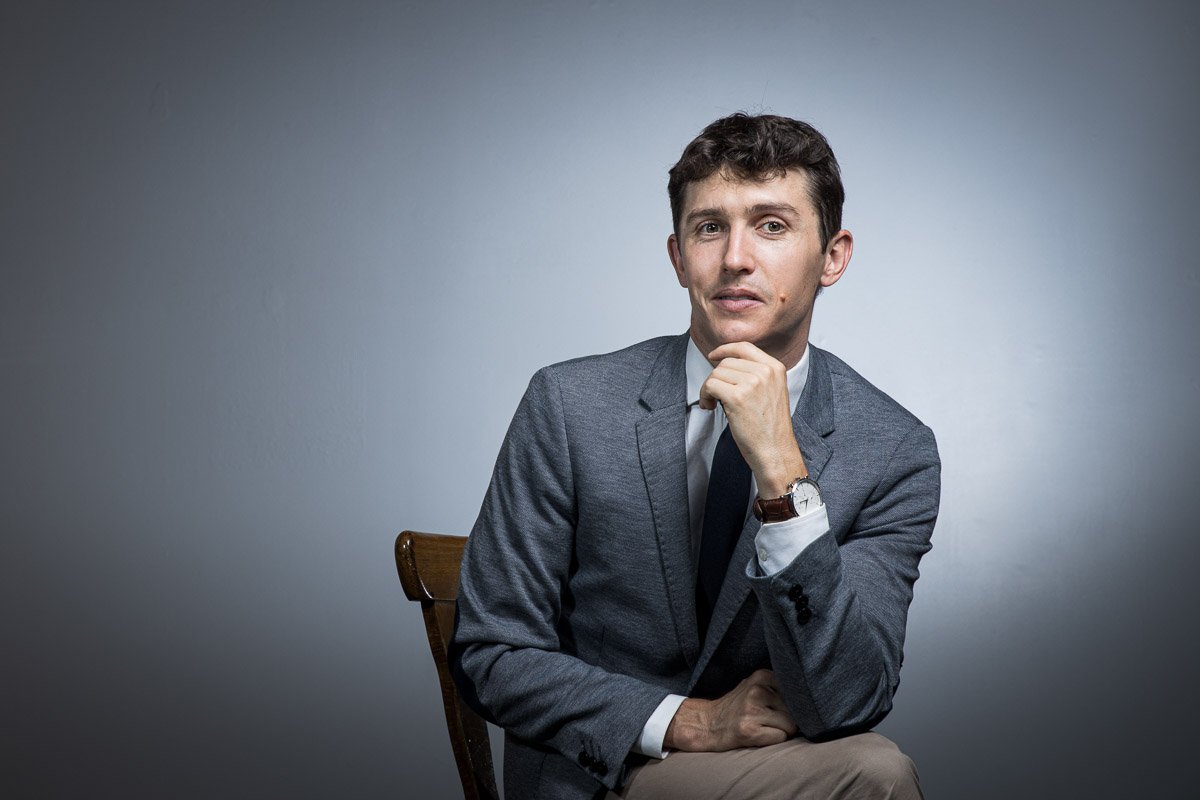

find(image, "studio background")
[3,1,1196,797]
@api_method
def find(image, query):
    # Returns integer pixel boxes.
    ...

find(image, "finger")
[708,341,771,364]
[751,700,797,737]
[744,672,789,715]
[706,365,774,399]
[735,671,797,741]
[699,371,754,410]
[710,358,774,382]
[745,724,789,747]
[767,709,798,737]
[698,379,728,410]
[709,344,789,378]
[744,679,775,707]
[705,362,753,388]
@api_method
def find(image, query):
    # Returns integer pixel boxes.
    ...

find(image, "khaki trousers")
[605,733,923,800]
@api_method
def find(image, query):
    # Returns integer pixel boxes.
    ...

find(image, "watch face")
[791,479,822,513]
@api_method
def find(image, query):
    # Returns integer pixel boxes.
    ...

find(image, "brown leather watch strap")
[753,492,797,523]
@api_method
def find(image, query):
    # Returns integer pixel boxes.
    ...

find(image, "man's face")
[667,168,852,368]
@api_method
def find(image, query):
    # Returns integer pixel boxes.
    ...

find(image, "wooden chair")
[395,530,499,800]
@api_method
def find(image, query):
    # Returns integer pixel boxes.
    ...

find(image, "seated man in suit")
[451,113,940,799]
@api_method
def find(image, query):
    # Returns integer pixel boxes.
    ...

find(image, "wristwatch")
[753,475,823,523]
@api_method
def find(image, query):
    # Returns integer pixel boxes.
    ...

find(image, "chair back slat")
[395,531,498,800]
[396,530,467,601]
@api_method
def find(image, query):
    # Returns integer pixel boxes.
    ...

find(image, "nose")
[723,226,755,273]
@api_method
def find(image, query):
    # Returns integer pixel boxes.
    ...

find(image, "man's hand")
[664,669,798,752]
[700,341,807,497]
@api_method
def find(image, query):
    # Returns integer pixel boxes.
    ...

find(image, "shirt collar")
[685,337,810,415]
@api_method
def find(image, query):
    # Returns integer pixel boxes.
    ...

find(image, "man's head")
[668,113,844,251]
[667,113,853,369]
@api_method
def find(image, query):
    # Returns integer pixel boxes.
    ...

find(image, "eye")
[701,222,721,234]
[762,220,784,233]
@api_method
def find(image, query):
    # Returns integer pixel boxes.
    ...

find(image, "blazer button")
[796,594,809,609]
[797,607,813,625]
[578,750,592,767]
[788,585,805,602]
[596,761,608,776]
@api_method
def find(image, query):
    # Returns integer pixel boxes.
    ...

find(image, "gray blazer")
[451,333,940,799]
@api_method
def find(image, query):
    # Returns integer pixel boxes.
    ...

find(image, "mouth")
[712,287,764,311]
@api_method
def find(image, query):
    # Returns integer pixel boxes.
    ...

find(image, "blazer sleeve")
[449,367,670,792]
[746,421,941,739]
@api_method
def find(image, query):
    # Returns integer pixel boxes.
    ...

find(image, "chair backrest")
[395,530,499,800]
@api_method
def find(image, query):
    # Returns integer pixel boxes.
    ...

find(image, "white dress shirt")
[633,337,831,758]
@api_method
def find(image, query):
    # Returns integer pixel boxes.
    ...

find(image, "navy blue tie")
[696,423,752,643]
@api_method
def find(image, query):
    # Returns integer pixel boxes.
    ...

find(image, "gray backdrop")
[3,1,1197,797]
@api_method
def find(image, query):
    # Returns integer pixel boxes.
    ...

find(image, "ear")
[667,233,688,288]
[819,229,853,288]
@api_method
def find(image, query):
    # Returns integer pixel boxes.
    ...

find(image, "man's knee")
[614,734,922,800]
[855,742,920,797]
[820,733,922,799]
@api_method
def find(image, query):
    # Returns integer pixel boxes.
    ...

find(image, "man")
[450,113,940,799]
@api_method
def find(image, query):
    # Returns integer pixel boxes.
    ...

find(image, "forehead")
[681,168,816,218]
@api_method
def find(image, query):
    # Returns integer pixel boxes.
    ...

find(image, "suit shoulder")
[533,335,681,396]
[815,347,932,436]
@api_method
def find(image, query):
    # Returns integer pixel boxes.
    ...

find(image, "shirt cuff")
[634,694,687,758]
[753,503,830,575]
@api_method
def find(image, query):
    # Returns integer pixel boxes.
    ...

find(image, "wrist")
[755,447,808,498]
[664,698,710,751]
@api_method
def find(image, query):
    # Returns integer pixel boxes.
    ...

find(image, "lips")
[713,286,764,311]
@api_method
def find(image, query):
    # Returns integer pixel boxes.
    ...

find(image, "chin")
[714,326,767,347]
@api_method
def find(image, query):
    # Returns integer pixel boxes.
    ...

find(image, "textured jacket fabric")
[450,333,941,800]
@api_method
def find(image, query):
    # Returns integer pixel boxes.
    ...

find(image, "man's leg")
[607,733,922,800]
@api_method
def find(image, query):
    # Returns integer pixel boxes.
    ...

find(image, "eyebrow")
[683,203,804,227]
[748,202,803,218]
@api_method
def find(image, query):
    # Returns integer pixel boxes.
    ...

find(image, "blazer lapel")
[792,346,835,482]
[635,333,701,668]
[690,345,837,682]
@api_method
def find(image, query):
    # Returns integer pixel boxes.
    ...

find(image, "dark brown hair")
[668,113,844,250]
